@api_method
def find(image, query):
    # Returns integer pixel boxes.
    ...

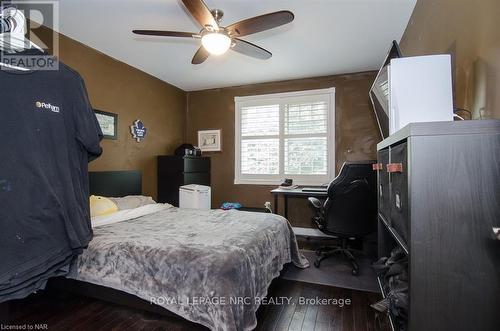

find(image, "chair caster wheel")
[351,269,358,275]
[314,260,321,268]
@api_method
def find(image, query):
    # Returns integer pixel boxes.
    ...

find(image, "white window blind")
[235,88,335,185]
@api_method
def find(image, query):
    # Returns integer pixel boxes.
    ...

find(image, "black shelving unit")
[157,155,210,206]
[375,120,500,331]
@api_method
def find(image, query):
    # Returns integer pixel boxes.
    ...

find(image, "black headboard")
[89,171,142,197]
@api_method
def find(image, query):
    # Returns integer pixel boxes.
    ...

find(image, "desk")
[271,187,328,219]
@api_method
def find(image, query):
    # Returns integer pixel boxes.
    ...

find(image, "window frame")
[234,87,336,185]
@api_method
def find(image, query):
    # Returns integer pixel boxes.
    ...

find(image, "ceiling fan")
[132,0,294,64]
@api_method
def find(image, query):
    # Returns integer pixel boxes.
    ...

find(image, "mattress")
[68,204,308,330]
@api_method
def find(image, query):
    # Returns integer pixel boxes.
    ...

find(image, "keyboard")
[302,187,328,193]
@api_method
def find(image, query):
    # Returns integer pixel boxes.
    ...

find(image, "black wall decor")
[94,109,118,140]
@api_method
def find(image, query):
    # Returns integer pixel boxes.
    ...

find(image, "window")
[235,88,335,185]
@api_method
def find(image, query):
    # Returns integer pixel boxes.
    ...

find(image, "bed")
[65,171,308,331]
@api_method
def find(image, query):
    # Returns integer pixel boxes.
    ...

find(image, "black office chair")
[308,161,377,275]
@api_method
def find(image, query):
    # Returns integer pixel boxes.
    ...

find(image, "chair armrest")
[308,197,322,210]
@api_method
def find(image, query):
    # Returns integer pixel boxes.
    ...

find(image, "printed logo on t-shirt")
[35,101,60,113]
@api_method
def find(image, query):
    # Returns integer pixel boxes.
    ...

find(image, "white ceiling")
[55,0,416,91]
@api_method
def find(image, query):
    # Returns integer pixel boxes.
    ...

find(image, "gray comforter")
[69,206,309,330]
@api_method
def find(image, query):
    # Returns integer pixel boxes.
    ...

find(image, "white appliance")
[389,54,454,134]
[179,184,211,210]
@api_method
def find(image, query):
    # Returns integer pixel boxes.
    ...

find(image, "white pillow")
[108,195,156,210]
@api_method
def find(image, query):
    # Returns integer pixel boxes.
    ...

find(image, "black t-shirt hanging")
[0,52,102,302]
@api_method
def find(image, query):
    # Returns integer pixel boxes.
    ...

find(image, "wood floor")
[6,279,389,331]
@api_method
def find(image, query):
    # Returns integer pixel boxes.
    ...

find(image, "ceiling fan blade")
[192,46,210,64]
[231,38,272,60]
[226,11,294,37]
[132,30,199,38]
[181,0,219,30]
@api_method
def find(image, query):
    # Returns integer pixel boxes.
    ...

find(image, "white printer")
[179,184,211,210]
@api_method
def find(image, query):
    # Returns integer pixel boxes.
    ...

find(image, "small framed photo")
[94,110,118,140]
[198,129,222,152]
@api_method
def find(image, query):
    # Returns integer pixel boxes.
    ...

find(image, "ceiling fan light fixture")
[201,31,231,55]
[132,2,294,64]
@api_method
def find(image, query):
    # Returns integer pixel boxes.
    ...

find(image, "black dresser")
[375,120,500,331]
[157,155,210,206]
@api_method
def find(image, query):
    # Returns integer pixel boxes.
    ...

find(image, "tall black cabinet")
[157,155,210,206]
[376,120,500,331]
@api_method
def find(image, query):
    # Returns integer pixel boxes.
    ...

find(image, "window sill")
[234,179,329,186]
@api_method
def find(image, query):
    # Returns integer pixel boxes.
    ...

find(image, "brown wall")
[401,0,500,119]
[186,72,379,227]
[39,28,187,198]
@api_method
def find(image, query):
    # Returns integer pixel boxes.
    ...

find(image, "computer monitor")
[369,40,403,140]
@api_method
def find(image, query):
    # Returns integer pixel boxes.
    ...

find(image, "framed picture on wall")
[198,129,222,152]
[94,109,118,140]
